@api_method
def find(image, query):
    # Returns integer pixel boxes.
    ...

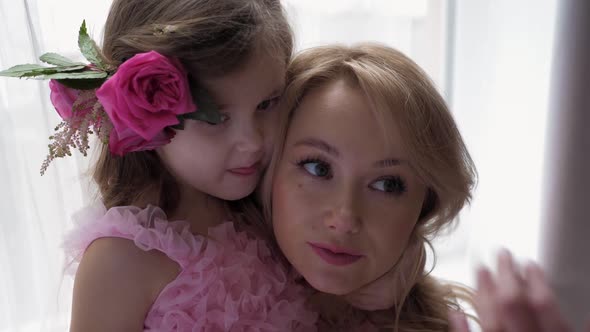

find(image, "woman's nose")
[323,191,362,235]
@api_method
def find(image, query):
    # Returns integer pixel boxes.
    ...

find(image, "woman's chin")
[303,273,357,296]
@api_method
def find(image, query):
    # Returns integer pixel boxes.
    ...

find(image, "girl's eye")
[257,96,280,111]
[297,159,332,179]
[202,113,230,125]
[370,176,407,194]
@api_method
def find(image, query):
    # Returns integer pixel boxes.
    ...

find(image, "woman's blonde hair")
[261,43,477,331]
[93,0,293,214]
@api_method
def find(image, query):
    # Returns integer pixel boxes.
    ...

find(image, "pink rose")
[49,80,80,120]
[109,126,176,156]
[96,50,196,143]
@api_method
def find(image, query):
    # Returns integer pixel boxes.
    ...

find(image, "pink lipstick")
[308,242,363,266]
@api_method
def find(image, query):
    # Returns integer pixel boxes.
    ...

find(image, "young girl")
[1,0,318,330]
[261,43,477,331]
[68,0,324,330]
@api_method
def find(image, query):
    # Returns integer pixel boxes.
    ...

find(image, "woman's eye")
[257,96,280,111]
[371,176,407,194]
[299,160,332,178]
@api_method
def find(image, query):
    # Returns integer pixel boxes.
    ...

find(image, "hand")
[342,266,397,311]
[449,249,587,332]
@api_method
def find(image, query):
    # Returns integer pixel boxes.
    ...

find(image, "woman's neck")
[309,292,357,318]
[169,184,227,235]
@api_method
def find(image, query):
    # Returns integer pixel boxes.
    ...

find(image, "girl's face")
[272,79,427,295]
[157,50,285,201]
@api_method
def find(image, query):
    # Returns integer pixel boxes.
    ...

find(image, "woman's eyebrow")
[374,159,406,168]
[294,137,339,157]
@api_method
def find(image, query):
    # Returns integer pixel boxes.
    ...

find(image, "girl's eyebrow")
[207,84,285,109]
[266,85,285,98]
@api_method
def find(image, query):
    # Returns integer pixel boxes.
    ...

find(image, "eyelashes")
[200,113,230,126]
[296,157,333,179]
[369,176,407,195]
[196,94,283,126]
[257,95,281,112]
[294,156,407,196]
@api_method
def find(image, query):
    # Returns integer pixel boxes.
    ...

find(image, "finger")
[474,266,502,332]
[495,249,539,332]
[449,310,471,332]
[524,262,571,332]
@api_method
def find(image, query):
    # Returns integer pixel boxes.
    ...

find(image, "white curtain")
[0,0,559,330]
[541,0,590,329]
[443,0,557,284]
[0,1,110,331]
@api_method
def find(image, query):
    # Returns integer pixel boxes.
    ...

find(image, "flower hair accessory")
[0,21,221,174]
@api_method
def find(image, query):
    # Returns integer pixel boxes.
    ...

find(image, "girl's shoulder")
[69,236,179,331]
[66,204,184,331]
[63,204,204,271]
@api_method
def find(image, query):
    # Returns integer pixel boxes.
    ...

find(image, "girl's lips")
[308,242,364,266]
[228,163,259,176]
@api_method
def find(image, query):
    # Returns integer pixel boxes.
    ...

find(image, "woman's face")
[272,79,427,295]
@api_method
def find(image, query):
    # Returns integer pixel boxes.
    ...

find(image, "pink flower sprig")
[0,20,223,175]
[41,88,111,175]
[41,50,202,174]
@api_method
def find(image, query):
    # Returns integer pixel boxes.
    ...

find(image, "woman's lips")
[308,242,364,266]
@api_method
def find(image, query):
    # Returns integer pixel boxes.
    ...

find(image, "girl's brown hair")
[93,0,293,214]
[261,43,477,331]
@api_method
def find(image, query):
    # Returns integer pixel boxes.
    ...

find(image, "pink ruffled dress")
[63,205,318,331]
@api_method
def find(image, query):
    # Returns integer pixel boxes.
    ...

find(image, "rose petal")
[96,50,196,144]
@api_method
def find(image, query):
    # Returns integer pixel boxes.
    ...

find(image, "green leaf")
[36,71,108,80]
[56,77,107,90]
[0,64,85,78]
[183,85,223,124]
[171,116,186,130]
[0,64,54,77]
[53,65,86,73]
[78,20,108,70]
[40,53,85,67]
